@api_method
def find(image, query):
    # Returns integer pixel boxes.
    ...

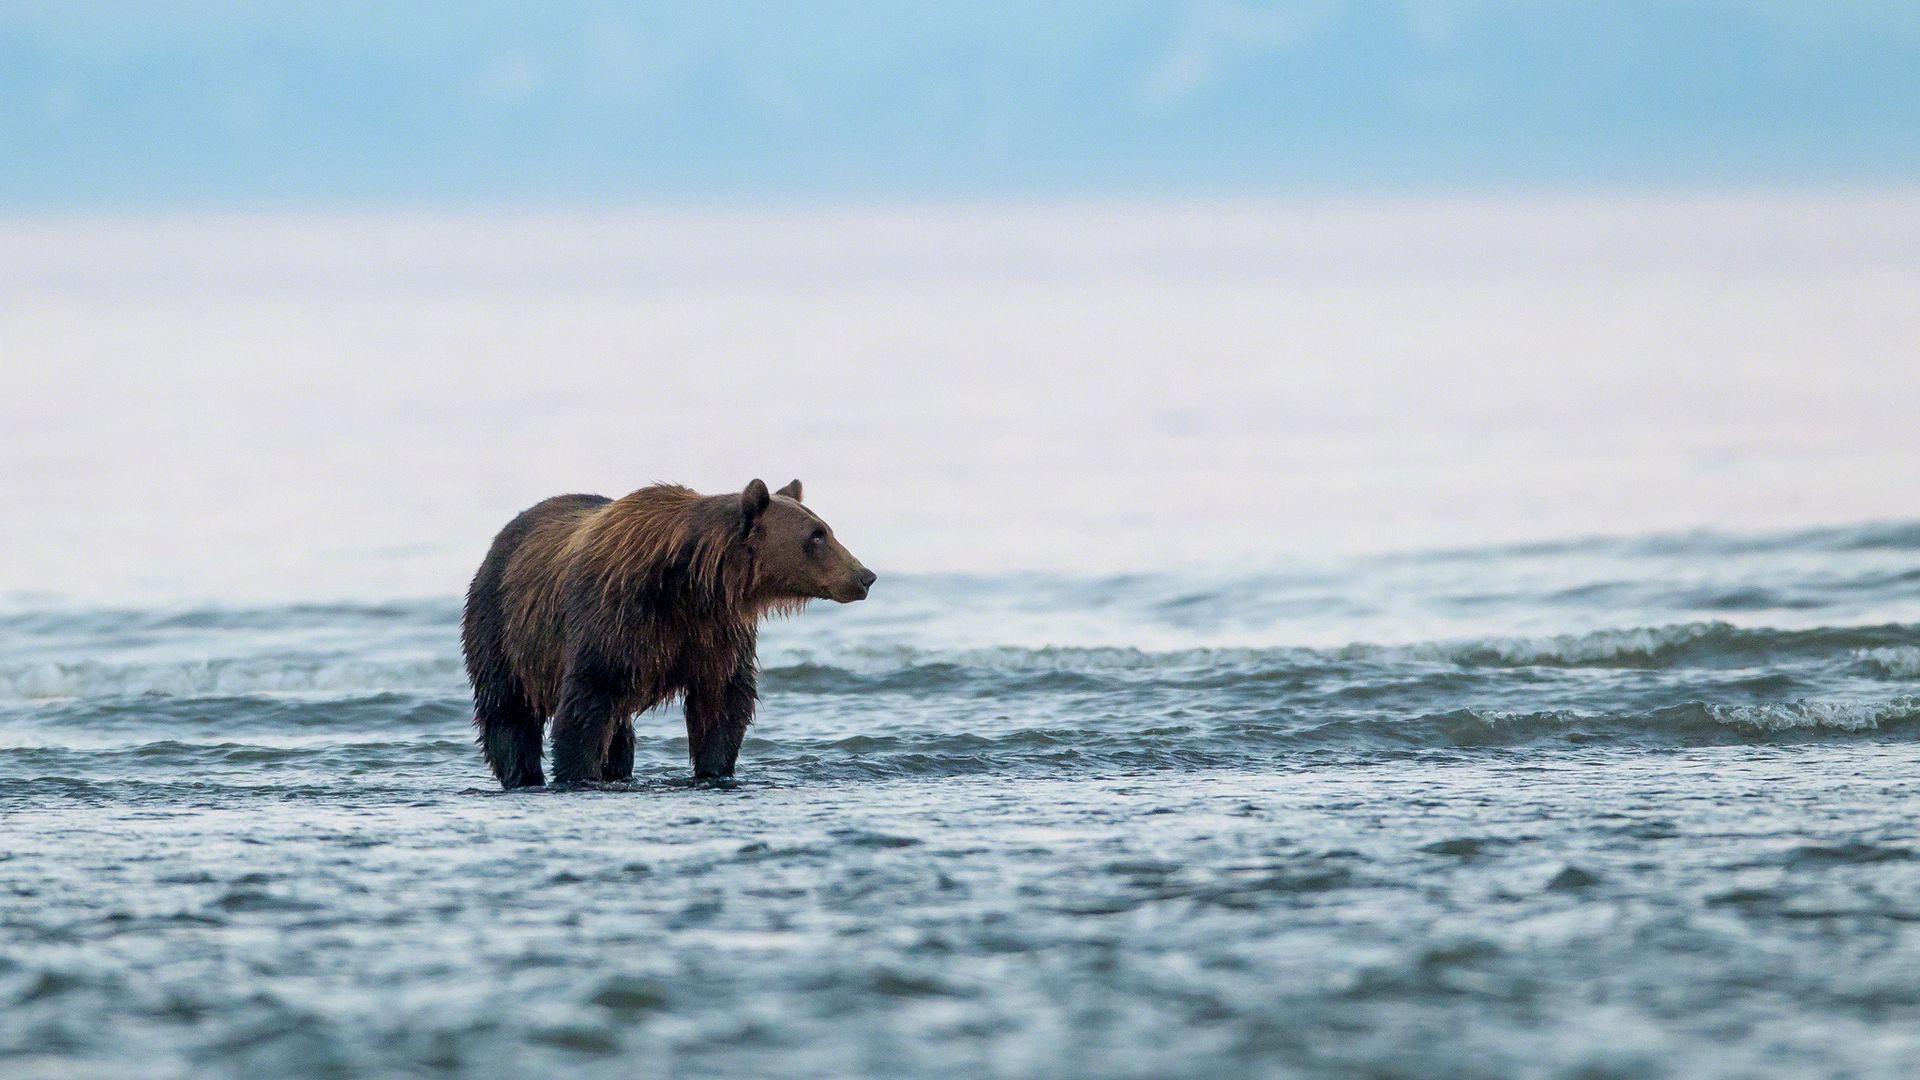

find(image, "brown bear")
[460,478,874,789]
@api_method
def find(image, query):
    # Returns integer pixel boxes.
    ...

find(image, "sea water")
[5,528,1920,1078]
[3,197,1919,1078]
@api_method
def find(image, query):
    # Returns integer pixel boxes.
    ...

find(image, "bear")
[460,478,874,789]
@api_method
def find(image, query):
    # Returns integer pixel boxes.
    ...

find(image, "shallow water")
[5,522,1920,1078]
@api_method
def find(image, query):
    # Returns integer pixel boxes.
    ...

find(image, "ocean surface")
[5,522,1920,1079]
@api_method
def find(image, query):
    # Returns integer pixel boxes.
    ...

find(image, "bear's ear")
[775,479,803,502]
[740,478,771,532]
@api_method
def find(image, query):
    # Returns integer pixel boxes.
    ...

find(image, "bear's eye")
[806,530,826,552]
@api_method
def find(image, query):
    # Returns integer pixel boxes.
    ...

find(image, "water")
[5,522,1920,1079]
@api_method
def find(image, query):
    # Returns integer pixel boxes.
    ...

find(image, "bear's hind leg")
[475,684,545,790]
[550,655,626,784]
[603,718,636,782]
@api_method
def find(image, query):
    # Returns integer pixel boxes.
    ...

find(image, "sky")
[2,1,1919,210]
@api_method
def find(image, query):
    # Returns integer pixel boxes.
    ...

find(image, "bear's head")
[740,478,875,605]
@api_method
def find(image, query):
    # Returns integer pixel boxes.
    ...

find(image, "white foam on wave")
[0,728,454,752]
[1857,646,1920,679]
[1343,622,1732,667]
[769,622,1752,675]
[0,658,464,701]
[1705,698,1920,733]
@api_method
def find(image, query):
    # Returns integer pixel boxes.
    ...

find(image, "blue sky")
[3,1,1918,208]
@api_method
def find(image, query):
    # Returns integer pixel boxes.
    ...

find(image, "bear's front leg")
[550,653,627,784]
[685,658,757,780]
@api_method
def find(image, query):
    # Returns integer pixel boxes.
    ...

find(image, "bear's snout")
[840,567,877,602]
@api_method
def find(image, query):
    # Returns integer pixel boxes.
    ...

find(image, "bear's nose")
[857,568,877,589]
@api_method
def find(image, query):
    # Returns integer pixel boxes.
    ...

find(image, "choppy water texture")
[5,523,1920,1078]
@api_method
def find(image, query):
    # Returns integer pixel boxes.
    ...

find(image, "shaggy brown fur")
[461,478,874,788]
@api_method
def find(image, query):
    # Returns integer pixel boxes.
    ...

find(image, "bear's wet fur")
[462,479,874,789]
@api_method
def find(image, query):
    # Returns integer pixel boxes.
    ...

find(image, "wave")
[0,657,465,700]
[2,692,468,740]
[6,697,1915,789]
[764,622,1920,687]
[0,598,458,636]
[732,697,1920,778]
[1,621,1912,703]
[1857,646,1920,679]
[1405,520,1920,562]
[1344,622,1919,670]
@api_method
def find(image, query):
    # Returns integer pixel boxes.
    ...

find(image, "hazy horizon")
[4,190,1916,606]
